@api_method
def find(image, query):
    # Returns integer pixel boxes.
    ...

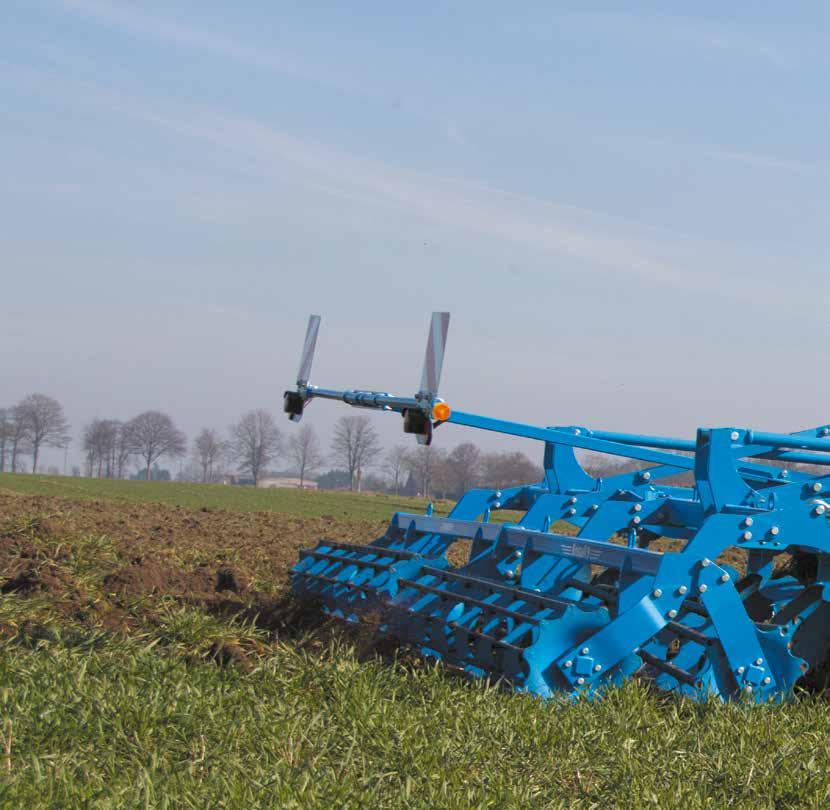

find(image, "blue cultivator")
[284,314,830,702]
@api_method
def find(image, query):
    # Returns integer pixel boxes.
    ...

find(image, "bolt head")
[737,666,745,675]
[701,558,710,567]
[698,584,708,593]
[781,470,789,478]
[743,531,753,541]
[770,526,780,536]
[633,503,642,512]
[730,431,740,441]
[564,660,573,668]
[593,664,602,672]
[678,585,688,595]
[641,471,651,481]
[815,505,827,516]
[813,482,823,493]
[745,684,753,693]
[755,658,763,665]
[566,507,576,516]
[652,588,663,598]
[763,676,771,685]
[581,647,590,655]
[720,573,730,583]
[576,677,585,685]
[567,496,577,505]
[822,428,830,437]
[744,517,754,527]
[668,609,678,618]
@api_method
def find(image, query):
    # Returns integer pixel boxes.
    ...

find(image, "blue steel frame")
[286,319,830,702]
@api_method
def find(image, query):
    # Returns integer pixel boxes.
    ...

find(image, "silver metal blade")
[418,312,450,399]
[297,315,321,386]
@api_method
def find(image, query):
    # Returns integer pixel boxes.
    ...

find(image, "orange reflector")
[432,402,451,422]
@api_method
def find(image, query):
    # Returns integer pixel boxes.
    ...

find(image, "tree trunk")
[32,445,39,474]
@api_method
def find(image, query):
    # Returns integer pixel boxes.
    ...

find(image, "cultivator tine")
[286,315,830,703]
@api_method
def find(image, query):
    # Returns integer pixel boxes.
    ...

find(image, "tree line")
[1,394,596,497]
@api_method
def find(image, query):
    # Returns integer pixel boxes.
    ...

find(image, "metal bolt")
[755,658,763,665]
[567,497,577,505]
[632,516,641,525]
[699,584,708,593]
[745,684,753,693]
[763,676,771,685]
[815,505,827,516]
[633,503,642,512]
[593,664,602,672]
[720,573,730,583]
[730,431,740,441]
[781,470,789,479]
[744,517,754,527]
[813,482,823,493]
[678,585,688,595]
[743,531,753,541]
[581,647,590,655]
[641,471,651,481]
[566,508,576,516]
[493,502,501,509]
[770,526,780,536]
[779,627,787,636]
[823,428,830,437]
[589,504,598,512]
[576,677,585,685]
[564,660,573,668]
[701,558,711,567]
[668,609,678,618]
[737,666,745,675]
[495,491,502,498]
[652,588,663,598]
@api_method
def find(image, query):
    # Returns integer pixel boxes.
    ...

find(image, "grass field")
[0,472,452,522]
[0,473,829,808]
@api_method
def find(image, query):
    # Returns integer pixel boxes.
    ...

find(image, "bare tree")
[405,445,446,500]
[445,442,482,498]
[480,450,543,490]
[384,445,410,496]
[192,428,226,482]
[14,394,70,474]
[230,410,281,485]
[0,409,9,473]
[288,424,324,487]
[124,411,187,480]
[8,405,32,473]
[330,415,383,491]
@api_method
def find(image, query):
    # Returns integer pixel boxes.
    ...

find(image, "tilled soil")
[0,491,386,640]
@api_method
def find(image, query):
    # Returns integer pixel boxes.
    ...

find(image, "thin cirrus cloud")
[51,0,374,98]
[6,60,785,304]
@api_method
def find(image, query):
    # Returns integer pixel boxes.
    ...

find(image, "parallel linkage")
[284,313,830,701]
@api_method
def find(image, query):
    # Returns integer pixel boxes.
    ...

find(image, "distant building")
[258,476,318,490]
[221,474,256,486]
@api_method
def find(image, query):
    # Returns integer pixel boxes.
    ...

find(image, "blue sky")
[2,1,828,469]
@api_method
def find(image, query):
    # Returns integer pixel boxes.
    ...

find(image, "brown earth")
[0,492,386,644]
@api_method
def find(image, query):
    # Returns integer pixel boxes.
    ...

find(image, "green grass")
[1,626,829,808]
[0,475,826,807]
[0,472,452,522]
